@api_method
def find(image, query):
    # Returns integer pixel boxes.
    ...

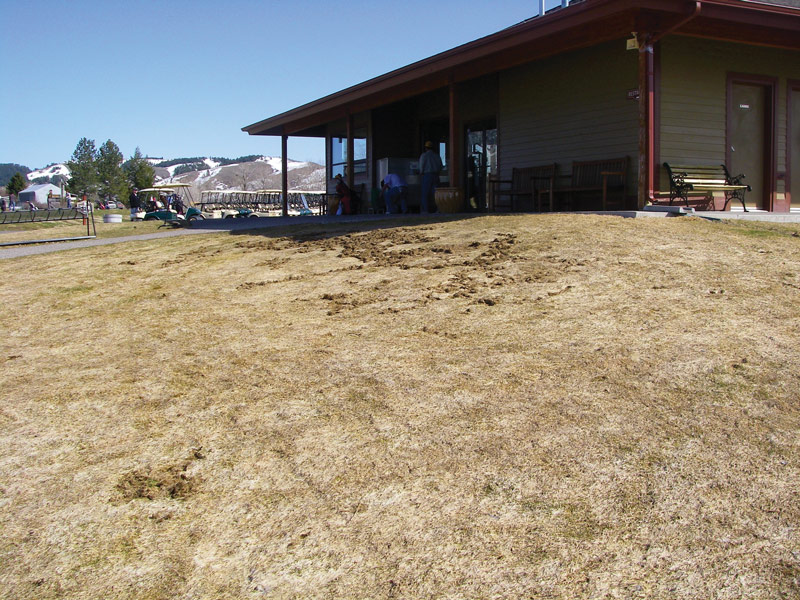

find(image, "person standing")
[419,140,443,214]
[129,188,141,220]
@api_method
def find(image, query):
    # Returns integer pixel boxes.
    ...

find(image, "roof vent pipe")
[540,1,570,16]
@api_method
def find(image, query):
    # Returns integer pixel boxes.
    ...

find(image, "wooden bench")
[555,156,628,211]
[490,163,557,212]
[661,163,750,211]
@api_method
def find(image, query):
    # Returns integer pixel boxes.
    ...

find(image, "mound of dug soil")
[115,449,204,501]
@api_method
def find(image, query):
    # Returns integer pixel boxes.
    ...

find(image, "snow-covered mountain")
[151,156,324,191]
[26,163,70,182]
[24,156,326,192]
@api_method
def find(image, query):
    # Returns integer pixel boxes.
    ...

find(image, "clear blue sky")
[1,0,564,169]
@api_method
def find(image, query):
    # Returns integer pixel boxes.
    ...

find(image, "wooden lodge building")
[243,0,800,214]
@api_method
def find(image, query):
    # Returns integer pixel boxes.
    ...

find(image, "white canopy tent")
[17,183,67,208]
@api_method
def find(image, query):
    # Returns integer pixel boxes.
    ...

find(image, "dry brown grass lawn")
[1,214,799,599]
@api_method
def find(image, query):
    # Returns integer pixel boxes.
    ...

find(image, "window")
[330,134,367,177]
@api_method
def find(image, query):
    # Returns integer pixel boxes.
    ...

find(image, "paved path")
[0,227,211,260]
[2,211,798,260]
[0,214,414,260]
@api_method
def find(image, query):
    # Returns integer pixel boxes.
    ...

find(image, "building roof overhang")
[243,0,800,138]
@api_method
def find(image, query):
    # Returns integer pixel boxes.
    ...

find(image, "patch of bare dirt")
[114,448,205,502]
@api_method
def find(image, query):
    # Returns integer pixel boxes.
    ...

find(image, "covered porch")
[243,0,800,215]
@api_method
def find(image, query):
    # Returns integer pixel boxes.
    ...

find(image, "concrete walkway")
[585,207,800,222]
[0,214,421,260]
[2,210,798,260]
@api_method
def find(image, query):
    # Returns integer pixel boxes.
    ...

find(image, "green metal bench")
[662,163,750,211]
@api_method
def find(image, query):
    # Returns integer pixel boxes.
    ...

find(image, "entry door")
[792,85,800,210]
[729,82,770,209]
[465,126,497,211]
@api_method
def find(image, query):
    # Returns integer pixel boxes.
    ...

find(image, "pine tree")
[123,147,155,191]
[7,172,27,196]
[96,140,127,201]
[66,138,98,198]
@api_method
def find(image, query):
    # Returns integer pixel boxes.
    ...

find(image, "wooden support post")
[448,81,461,195]
[281,134,289,216]
[637,34,654,209]
[346,113,355,191]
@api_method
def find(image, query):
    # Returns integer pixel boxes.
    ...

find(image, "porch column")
[448,81,461,196]
[346,113,355,190]
[637,34,655,209]
[281,134,288,216]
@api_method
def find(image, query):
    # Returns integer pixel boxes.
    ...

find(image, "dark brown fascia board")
[692,0,800,29]
[242,0,800,137]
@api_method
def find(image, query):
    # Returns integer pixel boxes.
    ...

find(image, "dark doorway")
[420,120,449,166]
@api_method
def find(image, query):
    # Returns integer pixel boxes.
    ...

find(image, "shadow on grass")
[222,213,488,242]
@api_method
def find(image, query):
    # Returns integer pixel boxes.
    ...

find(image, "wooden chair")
[555,157,628,211]
[490,163,557,212]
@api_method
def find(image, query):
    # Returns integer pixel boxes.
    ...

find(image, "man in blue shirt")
[381,173,408,214]
[418,141,443,213]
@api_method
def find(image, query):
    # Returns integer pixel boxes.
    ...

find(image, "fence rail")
[0,208,89,225]
[198,190,331,215]
[0,207,96,245]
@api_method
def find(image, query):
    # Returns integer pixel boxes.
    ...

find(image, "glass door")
[791,83,800,211]
[465,124,497,212]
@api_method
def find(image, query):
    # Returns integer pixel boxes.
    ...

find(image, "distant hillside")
[12,156,325,194]
[150,156,326,193]
[0,163,31,187]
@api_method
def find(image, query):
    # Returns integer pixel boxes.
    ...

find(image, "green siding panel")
[659,37,800,193]
[498,40,639,190]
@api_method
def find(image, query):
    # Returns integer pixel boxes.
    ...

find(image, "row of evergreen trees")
[3,140,157,202]
[66,138,155,201]
[3,144,264,202]
[3,149,265,200]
